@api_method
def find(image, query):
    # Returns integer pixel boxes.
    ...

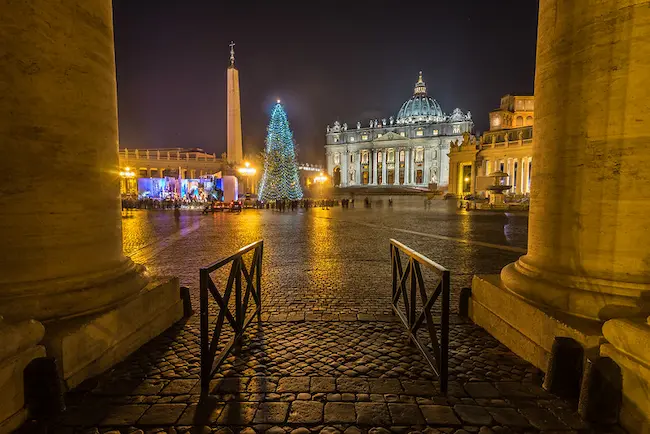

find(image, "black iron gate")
[390,238,450,394]
[200,240,263,390]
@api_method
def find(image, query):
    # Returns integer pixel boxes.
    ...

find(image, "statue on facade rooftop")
[343,122,348,131]
[357,121,361,129]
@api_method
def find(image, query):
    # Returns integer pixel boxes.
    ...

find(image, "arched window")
[525,116,533,126]
[515,116,524,127]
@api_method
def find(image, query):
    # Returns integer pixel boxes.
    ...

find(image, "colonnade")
[331,147,431,187]
[0,2,183,427]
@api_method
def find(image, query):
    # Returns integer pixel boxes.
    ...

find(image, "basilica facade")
[324,72,472,189]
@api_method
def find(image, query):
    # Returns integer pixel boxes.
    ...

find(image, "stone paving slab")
[45,210,620,433]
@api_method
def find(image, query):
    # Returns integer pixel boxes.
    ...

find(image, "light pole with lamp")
[237,161,257,204]
[314,172,328,209]
[119,167,136,196]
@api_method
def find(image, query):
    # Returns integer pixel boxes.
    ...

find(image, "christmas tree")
[258,101,303,201]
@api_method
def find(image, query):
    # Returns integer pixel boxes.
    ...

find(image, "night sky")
[113,1,539,165]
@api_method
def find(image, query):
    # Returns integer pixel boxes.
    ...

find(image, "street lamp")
[237,161,257,198]
[120,167,136,195]
[314,172,329,207]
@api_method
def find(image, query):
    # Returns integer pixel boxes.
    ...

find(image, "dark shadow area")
[544,337,584,408]
[581,356,622,425]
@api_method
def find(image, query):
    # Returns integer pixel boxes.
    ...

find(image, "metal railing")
[390,239,450,394]
[200,240,263,390]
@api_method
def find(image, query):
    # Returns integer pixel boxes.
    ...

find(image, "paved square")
[51,206,616,431]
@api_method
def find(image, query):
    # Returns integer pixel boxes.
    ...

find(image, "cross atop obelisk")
[229,41,235,67]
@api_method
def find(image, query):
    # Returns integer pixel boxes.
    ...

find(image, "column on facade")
[381,150,387,185]
[500,0,650,321]
[357,151,362,185]
[422,149,428,186]
[371,149,377,185]
[404,148,410,185]
[342,149,349,187]
[395,149,402,186]
[0,0,182,389]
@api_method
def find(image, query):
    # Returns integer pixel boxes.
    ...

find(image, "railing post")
[235,258,243,334]
[391,245,397,306]
[409,258,416,328]
[199,268,209,390]
[257,243,263,318]
[441,269,450,395]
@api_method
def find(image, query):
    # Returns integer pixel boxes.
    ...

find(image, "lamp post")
[119,167,136,195]
[237,161,257,198]
[314,172,328,208]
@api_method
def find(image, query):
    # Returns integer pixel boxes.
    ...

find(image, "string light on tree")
[258,101,303,201]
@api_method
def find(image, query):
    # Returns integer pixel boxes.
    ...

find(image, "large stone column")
[0,0,183,389]
[381,151,387,185]
[501,0,650,321]
[470,0,650,394]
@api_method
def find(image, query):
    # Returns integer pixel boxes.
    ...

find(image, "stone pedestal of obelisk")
[0,1,184,428]
[468,1,650,432]
[227,43,243,165]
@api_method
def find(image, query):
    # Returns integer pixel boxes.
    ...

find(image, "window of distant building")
[388,149,395,163]
[334,153,340,165]
[400,131,406,137]
[350,153,354,163]
[433,129,439,136]
[492,116,501,128]
[150,169,159,178]
[416,129,424,137]
[525,116,533,126]
[362,152,369,164]
[516,116,524,127]
[361,134,368,140]
[140,169,149,177]
[415,148,424,162]
[377,151,382,162]
[399,150,405,162]
[453,125,461,134]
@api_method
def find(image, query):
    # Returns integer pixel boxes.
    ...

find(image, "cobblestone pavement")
[50,201,621,434]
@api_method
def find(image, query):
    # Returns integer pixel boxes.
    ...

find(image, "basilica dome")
[396,72,444,124]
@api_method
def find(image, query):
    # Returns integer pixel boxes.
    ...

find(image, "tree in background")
[258,101,303,201]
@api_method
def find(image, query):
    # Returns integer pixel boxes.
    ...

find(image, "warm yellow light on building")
[120,167,135,178]
[237,161,256,176]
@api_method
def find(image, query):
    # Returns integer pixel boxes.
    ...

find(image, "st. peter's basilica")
[324,72,472,189]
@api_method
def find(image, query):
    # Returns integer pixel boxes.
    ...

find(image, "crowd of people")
[121,195,420,214]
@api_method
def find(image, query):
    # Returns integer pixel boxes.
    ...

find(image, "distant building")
[118,147,224,198]
[324,72,472,190]
[448,95,534,197]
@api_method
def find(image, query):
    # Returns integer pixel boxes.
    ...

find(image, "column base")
[601,318,650,434]
[0,319,46,433]
[469,274,604,371]
[43,277,184,389]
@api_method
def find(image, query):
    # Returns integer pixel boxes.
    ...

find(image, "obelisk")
[226,41,243,164]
